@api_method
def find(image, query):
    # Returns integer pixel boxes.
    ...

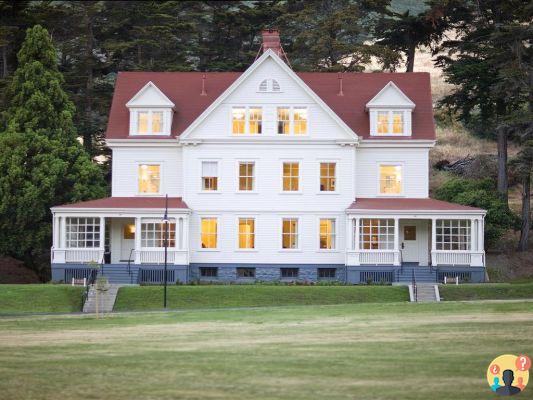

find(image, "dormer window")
[258,79,281,92]
[137,110,165,135]
[376,110,405,135]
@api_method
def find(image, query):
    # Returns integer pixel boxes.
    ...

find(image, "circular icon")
[516,355,532,372]
[487,354,529,396]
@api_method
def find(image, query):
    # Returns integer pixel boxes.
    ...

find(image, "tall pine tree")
[0,25,107,279]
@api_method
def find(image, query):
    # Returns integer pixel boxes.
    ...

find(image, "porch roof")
[52,196,189,210]
[347,198,485,214]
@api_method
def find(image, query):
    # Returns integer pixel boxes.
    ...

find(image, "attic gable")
[366,81,415,109]
[126,81,175,108]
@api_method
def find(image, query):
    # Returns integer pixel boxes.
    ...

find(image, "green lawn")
[114,285,409,311]
[0,301,532,399]
[0,284,84,314]
[440,282,533,301]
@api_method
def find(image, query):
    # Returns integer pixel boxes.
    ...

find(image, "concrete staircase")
[413,284,440,302]
[397,264,437,284]
[99,265,137,284]
[82,284,121,313]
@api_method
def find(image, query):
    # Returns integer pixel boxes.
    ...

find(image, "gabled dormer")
[126,81,174,136]
[366,81,415,137]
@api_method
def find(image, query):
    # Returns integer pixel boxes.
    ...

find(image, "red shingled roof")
[53,197,189,209]
[105,71,435,140]
[347,198,484,212]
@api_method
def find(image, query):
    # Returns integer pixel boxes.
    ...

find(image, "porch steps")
[99,265,137,284]
[397,266,437,284]
[82,284,121,313]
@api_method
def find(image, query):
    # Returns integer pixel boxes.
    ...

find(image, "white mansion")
[50,30,486,284]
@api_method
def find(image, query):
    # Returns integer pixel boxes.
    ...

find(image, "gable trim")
[126,81,175,108]
[179,49,360,141]
[366,81,416,110]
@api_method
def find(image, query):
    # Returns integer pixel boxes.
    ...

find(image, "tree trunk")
[405,42,416,72]
[517,172,531,251]
[1,46,8,78]
[496,127,509,204]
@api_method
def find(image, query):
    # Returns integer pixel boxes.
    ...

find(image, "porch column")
[354,217,360,251]
[393,218,400,266]
[134,216,142,264]
[470,218,477,251]
[478,217,484,251]
[431,218,437,266]
[52,215,58,248]
[59,216,66,248]
[99,217,106,258]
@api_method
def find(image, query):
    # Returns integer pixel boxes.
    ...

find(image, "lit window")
[377,111,389,134]
[152,111,164,133]
[201,161,218,191]
[66,217,100,248]
[141,221,175,248]
[277,107,290,135]
[392,111,403,134]
[138,112,149,134]
[320,163,336,192]
[248,108,262,134]
[379,165,402,195]
[436,220,471,251]
[232,108,246,135]
[282,162,299,191]
[359,219,394,250]
[200,218,217,249]
[293,107,307,135]
[138,164,160,194]
[319,219,336,250]
[136,111,166,135]
[123,224,135,240]
[238,218,255,249]
[238,162,254,191]
[282,218,298,249]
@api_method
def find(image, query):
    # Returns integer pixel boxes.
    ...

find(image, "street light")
[162,194,169,309]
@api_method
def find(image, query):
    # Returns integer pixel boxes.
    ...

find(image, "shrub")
[434,177,519,246]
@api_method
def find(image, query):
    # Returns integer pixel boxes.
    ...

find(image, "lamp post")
[162,194,169,309]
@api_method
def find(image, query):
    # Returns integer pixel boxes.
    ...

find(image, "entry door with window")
[400,222,419,263]
[120,222,136,261]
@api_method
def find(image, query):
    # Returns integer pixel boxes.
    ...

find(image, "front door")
[400,221,419,263]
[120,221,136,261]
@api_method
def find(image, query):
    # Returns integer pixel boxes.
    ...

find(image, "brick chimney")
[262,29,282,56]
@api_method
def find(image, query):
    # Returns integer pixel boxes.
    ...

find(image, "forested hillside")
[0,0,530,280]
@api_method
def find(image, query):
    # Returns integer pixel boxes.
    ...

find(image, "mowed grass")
[0,284,83,314]
[1,301,532,400]
[114,285,409,311]
[440,282,533,301]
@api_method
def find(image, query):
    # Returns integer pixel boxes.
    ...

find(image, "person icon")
[496,369,522,396]
[491,377,501,392]
[516,377,525,391]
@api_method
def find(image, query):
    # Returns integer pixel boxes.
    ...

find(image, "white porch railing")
[52,248,104,264]
[431,251,484,266]
[136,249,189,265]
[346,250,399,266]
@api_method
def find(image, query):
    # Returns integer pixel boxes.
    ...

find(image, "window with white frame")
[379,164,402,195]
[138,164,160,194]
[201,161,218,191]
[319,218,336,250]
[436,220,471,250]
[258,79,281,92]
[374,110,406,136]
[238,218,255,249]
[277,107,308,135]
[66,217,101,248]
[320,162,336,192]
[136,110,166,135]
[200,218,218,249]
[359,219,395,250]
[238,162,255,191]
[141,220,176,247]
[282,218,298,249]
[282,162,299,191]
[232,107,262,135]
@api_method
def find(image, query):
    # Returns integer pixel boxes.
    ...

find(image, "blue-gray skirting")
[51,263,485,284]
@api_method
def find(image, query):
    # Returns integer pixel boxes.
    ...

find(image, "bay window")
[359,219,394,250]
[138,164,160,194]
[66,217,100,248]
[436,220,471,250]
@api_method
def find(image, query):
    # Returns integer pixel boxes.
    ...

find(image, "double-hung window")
[319,219,336,250]
[282,162,299,192]
[282,218,298,249]
[436,220,471,250]
[238,162,255,191]
[379,164,402,195]
[238,218,255,249]
[137,110,165,135]
[232,107,262,135]
[66,217,100,248]
[201,161,218,191]
[200,218,218,249]
[138,164,160,194]
[375,110,405,135]
[320,163,336,192]
[141,220,176,247]
[277,107,308,135]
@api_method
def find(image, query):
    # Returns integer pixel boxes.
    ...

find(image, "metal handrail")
[412,269,417,302]
[82,268,98,305]
[127,248,135,275]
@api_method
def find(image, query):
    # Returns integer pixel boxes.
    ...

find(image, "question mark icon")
[515,355,531,371]
[491,364,500,374]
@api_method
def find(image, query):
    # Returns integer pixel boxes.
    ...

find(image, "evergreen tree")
[0,25,107,278]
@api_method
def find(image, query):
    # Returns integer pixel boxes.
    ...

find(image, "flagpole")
[163,194,168,309]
